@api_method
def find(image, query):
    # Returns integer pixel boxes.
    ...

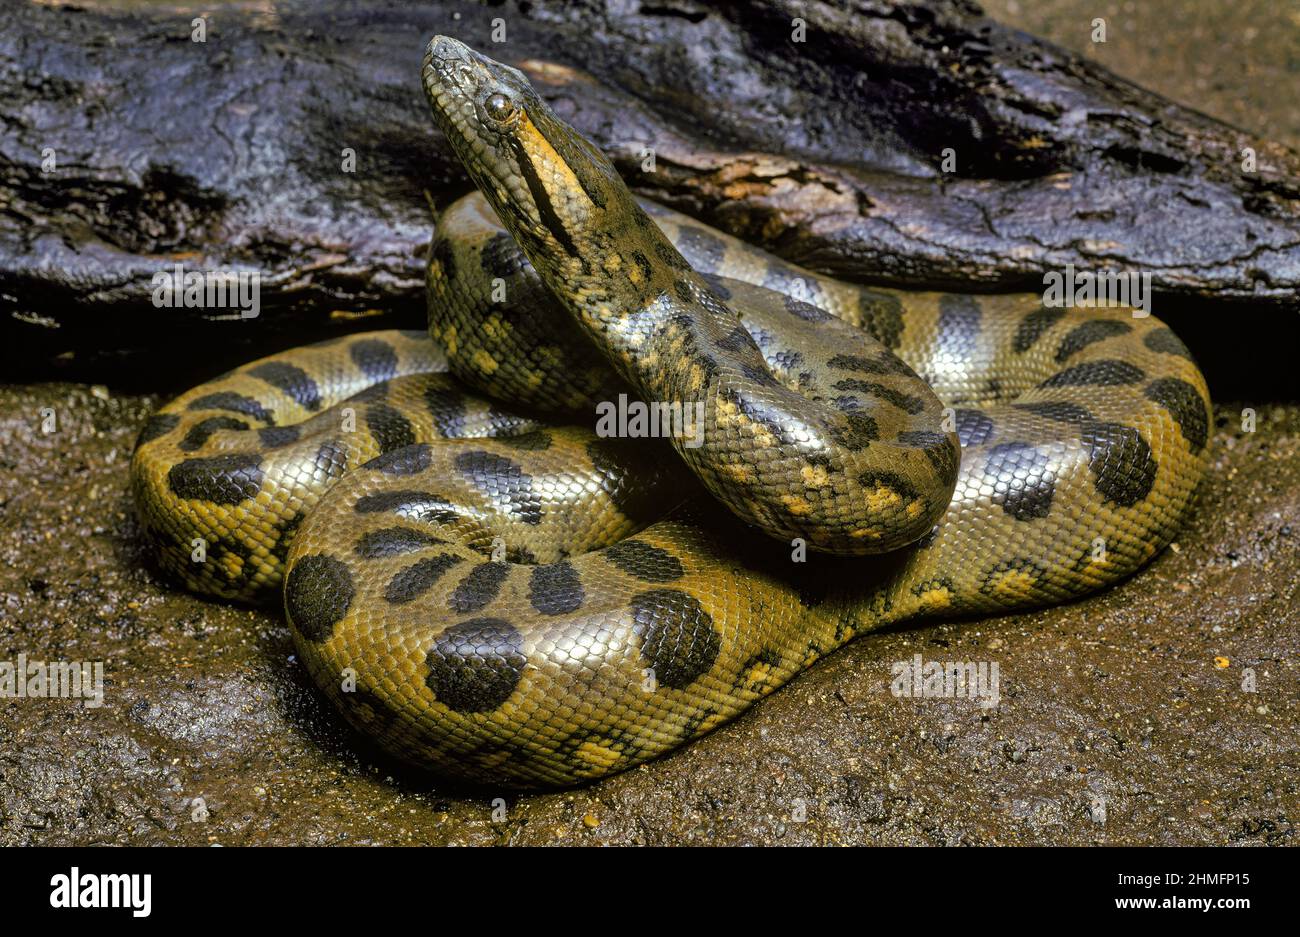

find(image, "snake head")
[422,35,624,265]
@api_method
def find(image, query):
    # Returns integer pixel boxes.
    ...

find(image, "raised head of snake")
[422,35,623,271]
[423,36,961,556]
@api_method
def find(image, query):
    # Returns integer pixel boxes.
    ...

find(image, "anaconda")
[130,36,1211,788]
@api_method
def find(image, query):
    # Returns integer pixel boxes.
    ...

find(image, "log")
[2,0,1297,388]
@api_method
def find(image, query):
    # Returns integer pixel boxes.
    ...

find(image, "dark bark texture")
[2,0,1298,388]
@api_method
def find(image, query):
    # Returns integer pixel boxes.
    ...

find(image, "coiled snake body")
[131,37,1210,788]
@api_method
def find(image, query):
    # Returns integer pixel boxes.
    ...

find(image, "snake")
[130,36,1211,789]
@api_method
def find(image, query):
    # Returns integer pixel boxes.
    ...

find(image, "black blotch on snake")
[1144,377,1208,452]
[480,232,527,278]
[449,562,511,614]
[1012,401,1093,424]
[983,442,1056,520]
[425,385,469,436]
[763,262,821,306]
[1055,320,1132,363]
[1014,307,1067,353]
[830,412,879,451]
[631,589,721,690]
[354,490,459,523]
[188,391,275,425]
[1042,359,1145,387]
[980,557,1049,595]
[454,450,542,525]
[898,430,959,477]
[630,249,654,282]
[432,236,458,284]
[258,425,302,448]
[529,560,584,615]
[857,470,920,502]
[271,511,307,565]
[715,324,754,353]
[604,540,685,583]
[936,295,982,361]
[856,290,905,348]
[784,295,831,323]
[832,379,925,414]
[954,409,996,447]
[366,403,417,454]
[178,416,249,452]
[1143,327,1194,360]
[424,617,526,714]
[248,361,322,411]
[167,454,264,504]
[1081,421,1158,506]
[136,413,180,447]
[350,338,399,381]
[911,576,955,597]
[355,527,446,559]
[286,554,355,642]
[314,440,351,481]
[368,443,433,476]
[653,239,691,271]
[674,226,726,272]
[828,353,910,377]
[701,272,732,301]
[385,553,464,604]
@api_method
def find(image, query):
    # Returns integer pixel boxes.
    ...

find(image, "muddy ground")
[1,1,1298,845]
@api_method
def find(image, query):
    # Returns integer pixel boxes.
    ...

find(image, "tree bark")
[2,0,1297,386]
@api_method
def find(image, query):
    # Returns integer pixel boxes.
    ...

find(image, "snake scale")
[131,37,1211,788]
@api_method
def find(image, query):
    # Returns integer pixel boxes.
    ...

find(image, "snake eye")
[484,93,515,121]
